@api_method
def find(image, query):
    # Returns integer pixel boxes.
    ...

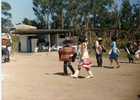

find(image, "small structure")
[12,24,76,52]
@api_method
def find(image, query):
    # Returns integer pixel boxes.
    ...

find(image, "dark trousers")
[2,47,8,61]
[128,54,133,63]
[63,61,75,75]
[96,54,102,67]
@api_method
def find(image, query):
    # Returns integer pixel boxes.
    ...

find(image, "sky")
[2,0,139,26]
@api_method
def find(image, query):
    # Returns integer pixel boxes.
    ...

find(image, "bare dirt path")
[2,52,140,100]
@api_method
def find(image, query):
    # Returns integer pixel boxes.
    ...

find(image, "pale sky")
[2,0,139,26]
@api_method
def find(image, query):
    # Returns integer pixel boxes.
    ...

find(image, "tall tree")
[1,2,13,33]
[132,4,139,27]
[33,0,51,29]
[22,18,32,25]
[120,0,132,29]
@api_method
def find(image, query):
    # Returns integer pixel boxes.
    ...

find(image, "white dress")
[78,42,92,68]
[135,46,140,58]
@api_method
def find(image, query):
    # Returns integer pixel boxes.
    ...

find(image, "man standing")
[92,38,106,67]
[6,34,12,62]
[2,33,12,62]
[125,42,134,63]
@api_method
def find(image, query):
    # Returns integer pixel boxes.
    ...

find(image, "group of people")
[59,36,122,78]
[2,33,12,63]
[125,40,140,63]
[93,37,120,68]
[59,36,93,78]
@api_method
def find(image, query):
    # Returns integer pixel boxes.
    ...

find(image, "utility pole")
[62,12,64,29]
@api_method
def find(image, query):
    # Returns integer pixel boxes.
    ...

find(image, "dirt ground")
[2,52,140,100]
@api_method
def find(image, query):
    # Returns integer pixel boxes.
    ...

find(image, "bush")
[119,41,126,49]
[11,36,20,53]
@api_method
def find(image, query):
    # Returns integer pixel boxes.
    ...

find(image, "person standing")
[71,36,93,78]
[2,33,11,62]
[76,42,81,59]
[135,41,140,63]
[92,38,106,67]
[59,37,77,76]
[6,34,12,62]
[108,36,120,68]
[125,42,134,63]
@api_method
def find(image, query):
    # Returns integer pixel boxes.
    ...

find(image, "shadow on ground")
[45,72,64,76]
[119,62,132,63]
[119,62,139,64]
[46,72,85,79]
[103,66,116,69]
[54,72,64,76]
[91,65,99,67]
[138,95,140,98]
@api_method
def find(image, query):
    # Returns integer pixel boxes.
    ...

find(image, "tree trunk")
[62,12,64,29]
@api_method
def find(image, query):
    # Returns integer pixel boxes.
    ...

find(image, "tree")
[22,18,32,25]
[120,0,132,29]
[1,2,13,33]
[132,4,139,27]
[33,0,51,29]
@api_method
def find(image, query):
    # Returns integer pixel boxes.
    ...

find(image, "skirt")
[135,50,140,58]
[78,58,92,68]
[108,52,119,60]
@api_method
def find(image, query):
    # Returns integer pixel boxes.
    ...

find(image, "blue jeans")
[96,54,102,67]
[128,54,133,63]
[2,47,8,61]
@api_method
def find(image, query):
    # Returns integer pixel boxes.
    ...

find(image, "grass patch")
[89,48,134,60]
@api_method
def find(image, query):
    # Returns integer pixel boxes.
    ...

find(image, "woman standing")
[71,36,93,78]
[135,42,140,63]
[108,36,120,68]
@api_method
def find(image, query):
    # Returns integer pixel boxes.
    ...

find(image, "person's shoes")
[109,67,114,69]
[100,65,102,67]
[117,65,120,68]
[86,71,93,78]
[2,60,5,63]
[136,62,139,64]
[5,58,10,62]
[64,73,68,76]
[71,70,79,78]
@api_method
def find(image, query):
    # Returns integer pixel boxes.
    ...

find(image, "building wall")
[31,39,38,52]
[20,36,27,52]
[59,38,65,46]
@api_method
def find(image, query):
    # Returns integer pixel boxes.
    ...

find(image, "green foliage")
[119,41,126,49]
[120,0,133,29]
[1,1,13,33]
[22,18,32,25]
[11,36,20,53]
[20,0,139,31]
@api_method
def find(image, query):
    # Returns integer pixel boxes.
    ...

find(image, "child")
[108,36,120,68]
[125,42,134,63]
[71,36,93,78]
[76,42,81,59]
[59,37,77,76]
[135,42,140,63]
[92,38,106,67]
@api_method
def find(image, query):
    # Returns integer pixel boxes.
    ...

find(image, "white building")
[12,24,77,52]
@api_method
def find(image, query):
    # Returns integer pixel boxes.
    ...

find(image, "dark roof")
[12,29,71,35]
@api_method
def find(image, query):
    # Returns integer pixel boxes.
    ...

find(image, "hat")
[127,41,131,44]
[2,34,10,39]
[63,37,73,44]
[98,38,103,41]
